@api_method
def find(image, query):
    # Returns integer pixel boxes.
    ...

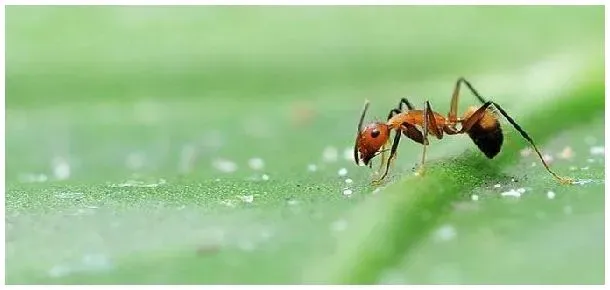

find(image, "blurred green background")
[6,6,605,284]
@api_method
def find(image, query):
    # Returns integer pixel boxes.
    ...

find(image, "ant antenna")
[354,100,370,165]
[358,100,370,133]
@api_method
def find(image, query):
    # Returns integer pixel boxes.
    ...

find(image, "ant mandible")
[353,77,573,185]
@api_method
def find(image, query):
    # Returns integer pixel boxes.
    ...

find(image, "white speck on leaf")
[342,188,353,196]
[52,157,71,180]
[471,194,479,201]
[520,148,532,157]
[307,164,318,172]
[212,158,237,173]
[343,147,353,161]
[590,145,604,155]
[48,265,72,278]
[542,153,554,163]
[500,189,522,198]
[126,151,146,171]
[434,224,457,242]
[54,192,84,199]
[338,168,348,176]
[240,195,254,203]
[248,157,265,170]
[572,178,594,185]
[345,178,353,184]
[220,200,236,207]
[546,191,556,199]
[493,183,501,188]
[558,146,574,159]
[261,174,270,181]
[322,146,338,162]
[19,173,48,183]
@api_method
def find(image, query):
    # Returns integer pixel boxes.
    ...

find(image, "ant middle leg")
[416,101,443,176]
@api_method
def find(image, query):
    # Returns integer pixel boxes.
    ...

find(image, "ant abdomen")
[463,107,503,159]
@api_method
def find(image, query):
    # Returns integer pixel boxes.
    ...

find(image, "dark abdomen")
[467,120,503,159]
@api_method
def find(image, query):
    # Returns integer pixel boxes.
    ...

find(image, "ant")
[353,77,573,185]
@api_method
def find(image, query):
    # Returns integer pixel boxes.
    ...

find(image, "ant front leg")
[387,109,401,121]
[372,130,401,185]
[387,97,416,120]
[398,97,415,111]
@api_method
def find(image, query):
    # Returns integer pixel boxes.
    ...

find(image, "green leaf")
[6,6,604,284]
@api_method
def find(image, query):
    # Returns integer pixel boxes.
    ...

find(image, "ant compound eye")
[371,129,380,138]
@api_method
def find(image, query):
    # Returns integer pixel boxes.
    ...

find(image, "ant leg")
[387,108,402,121]
[460,101,493,133]
[491,102,573,184]
[372,130,402,184]
[388,97,416,120]
[354,100,371,165]
[461,101,573,184]
[447,77,488,128]
[398,97,415,111]
[375,142,389,176]
[416,101,442,176]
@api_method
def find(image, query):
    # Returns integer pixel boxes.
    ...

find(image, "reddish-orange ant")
[354,77,573,185]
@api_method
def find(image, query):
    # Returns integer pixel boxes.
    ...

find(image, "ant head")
[354,101,391,167]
